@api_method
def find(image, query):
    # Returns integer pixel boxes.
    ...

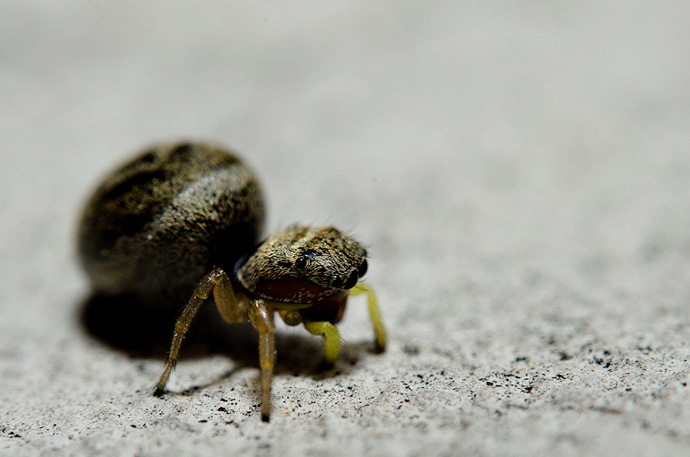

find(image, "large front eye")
[358,259,368,277]
[343,270,359,289]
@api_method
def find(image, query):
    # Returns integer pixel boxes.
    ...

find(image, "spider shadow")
[79,293,372,382]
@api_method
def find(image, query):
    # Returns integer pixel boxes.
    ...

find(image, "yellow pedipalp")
[304,321,341,363]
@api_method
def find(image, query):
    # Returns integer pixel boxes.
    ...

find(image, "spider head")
[236,225,368,304]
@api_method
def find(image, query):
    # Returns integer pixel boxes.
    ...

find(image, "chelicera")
[77,141,386,421]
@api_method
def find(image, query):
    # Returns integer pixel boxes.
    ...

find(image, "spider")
[78,141,386,421]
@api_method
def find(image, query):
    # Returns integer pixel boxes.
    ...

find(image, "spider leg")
[247,299,275,422]
[154,268,240,395]
[349,283,387,352]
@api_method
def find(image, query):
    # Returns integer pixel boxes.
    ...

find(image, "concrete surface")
[2,1,690,456]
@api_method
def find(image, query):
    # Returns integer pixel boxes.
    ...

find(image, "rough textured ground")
[2,1,690,456]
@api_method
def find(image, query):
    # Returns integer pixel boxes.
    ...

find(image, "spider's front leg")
[154,267,245,396]
[247,299,275,422]
[350,283,387,352]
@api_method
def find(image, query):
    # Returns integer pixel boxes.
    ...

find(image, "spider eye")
[358,259,368,277]
[295,256,308,269]
[343,270,359,289]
